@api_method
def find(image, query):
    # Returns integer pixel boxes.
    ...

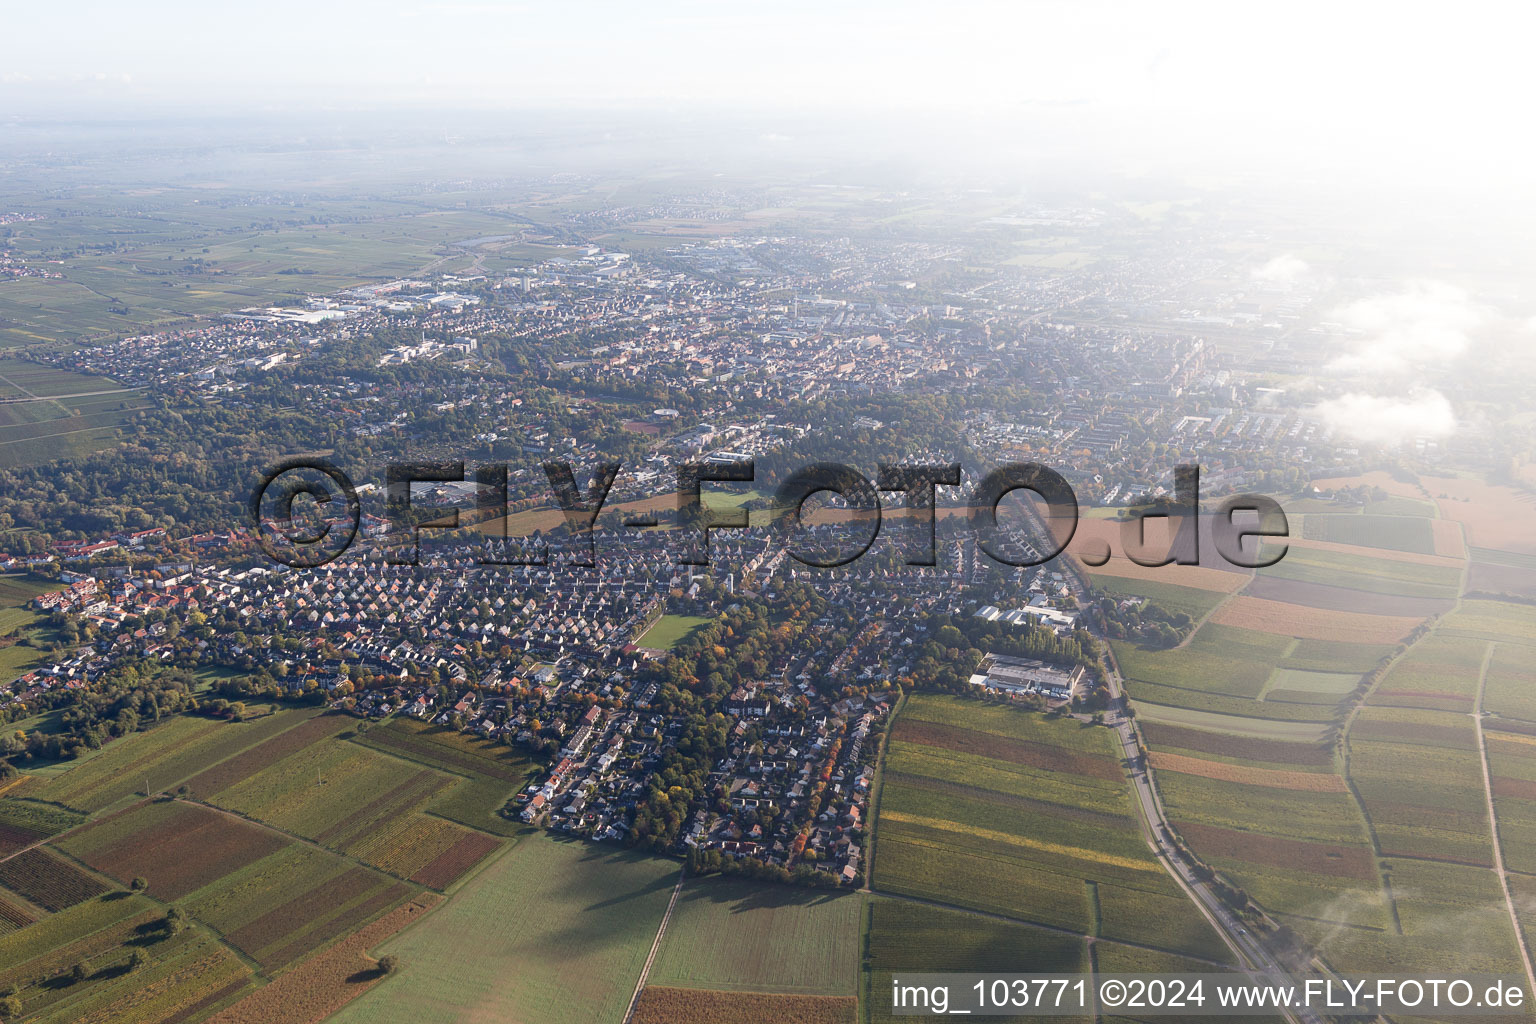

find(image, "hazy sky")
[4,1,1533,188]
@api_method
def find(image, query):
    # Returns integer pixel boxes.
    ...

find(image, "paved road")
[1026,506,1320,1024]
[1104,699,1320,1024]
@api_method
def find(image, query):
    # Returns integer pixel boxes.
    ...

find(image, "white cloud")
[1327,280,1484,375]
[1309,390,1456,446]
[1251,254,1308,283]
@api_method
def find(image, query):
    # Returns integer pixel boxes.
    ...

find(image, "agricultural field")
[56,798,419,974]
[637,614,713,650]
[1256,668,1359,705]
[862,898,1090,1024]
[1485,729,1536,876]
[1133,703,1331,739]
[331,835,678,1024]
[1469,547,1536,599]
[1300,513,1437,554]
[0,358,146,468]
[31,708,315,812]
[1139,720,1333,771]
[1278,638,1396,674]
[1065,513,1252,594]
[871,695,1227,961]
[0,357,126,399]
[0,202,533,348]
[1347,707,1492,867]
[0,846,110,911]
[1366,634,1486,712]
[351,717,538,836]
[633,987,856,1024]
[0,797,83,856]
[203,895,439,1024]
[58,800,290,902]
[0,891,257,1024]
[1484,642,1536,723]
[1420,473,1536,556]
[199,725,504,887]
[1256,543,1462,599]
[1438,599,1536,644]
[1160,765,1387,935]
[1090,577,1227,621]
[648,877,861,995]
[1320,858,1524,977]
[1208,595,1423,644]
[1113,623,1293,700]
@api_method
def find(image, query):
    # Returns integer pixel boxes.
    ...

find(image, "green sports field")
[637,614,713,650]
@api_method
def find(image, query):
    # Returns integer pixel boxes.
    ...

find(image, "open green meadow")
[649,877,861,995]
[0,575,61,636]
[332,835,678,1024]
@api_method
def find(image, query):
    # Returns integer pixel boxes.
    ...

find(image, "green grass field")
[637,614,713,650]
[648,877,861,995]
[332,835,678,1024]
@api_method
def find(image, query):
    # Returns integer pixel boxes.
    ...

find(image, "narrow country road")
[621,865,686,1024]
[1473,642,1536,997]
